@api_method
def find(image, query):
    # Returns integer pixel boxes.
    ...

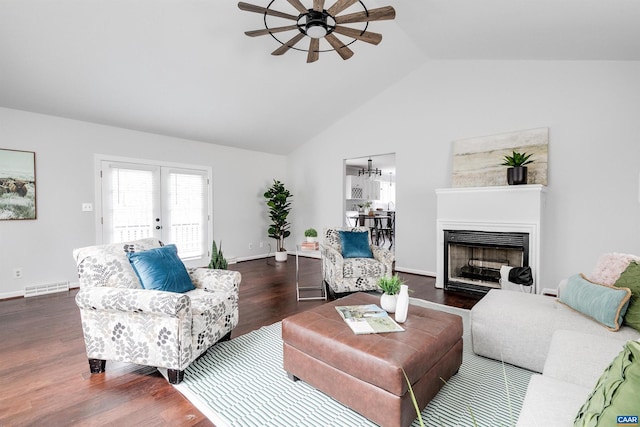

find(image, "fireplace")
[435,185,546,294]
[444,230,529,294]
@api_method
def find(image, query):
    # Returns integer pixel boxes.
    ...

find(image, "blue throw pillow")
[127,244,195,293]
[339,231,373,258]
[559,274,631,331]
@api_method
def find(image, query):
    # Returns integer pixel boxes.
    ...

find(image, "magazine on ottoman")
[335,304,405,335]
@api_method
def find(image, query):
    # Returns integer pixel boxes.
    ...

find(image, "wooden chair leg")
[167,369,184,384]
[88,358,106,374]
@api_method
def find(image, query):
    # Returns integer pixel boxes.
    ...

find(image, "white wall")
[288,60,640,287]
[0,108,286,298]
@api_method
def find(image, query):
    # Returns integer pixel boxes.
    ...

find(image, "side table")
[295,244,327,301]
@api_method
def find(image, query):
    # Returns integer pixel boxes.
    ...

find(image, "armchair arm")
[372,245,395,266]
[188,268,241,294]
[75,287,191,318]
[322,245,344,269]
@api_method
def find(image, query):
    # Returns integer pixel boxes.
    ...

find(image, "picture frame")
[0,148,37,220]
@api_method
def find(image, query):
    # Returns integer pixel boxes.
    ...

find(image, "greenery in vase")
[304,228,317,238]
[501,151,534,167]
[263,179,293,252]
[208,240,228,269]
[378,274,403,295]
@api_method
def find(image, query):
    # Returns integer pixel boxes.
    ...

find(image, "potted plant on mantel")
[377,274,403,313]
[264,179,293,262]
[501,151,534,185]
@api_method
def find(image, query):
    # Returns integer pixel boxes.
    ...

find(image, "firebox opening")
[444,230,529,295]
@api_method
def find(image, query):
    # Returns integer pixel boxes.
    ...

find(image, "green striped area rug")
[173,299,534,427]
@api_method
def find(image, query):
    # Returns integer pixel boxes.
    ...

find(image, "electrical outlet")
[82,202,93,212]
[249,242,253,250]
[13,268,23,279]
[259,241,264,248]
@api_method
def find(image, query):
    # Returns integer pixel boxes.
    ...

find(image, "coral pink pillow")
[589,253,640,286]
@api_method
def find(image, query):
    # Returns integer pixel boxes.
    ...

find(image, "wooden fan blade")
[285,0,307,14]
[333,25,382,45]
[327,0,359,16]
[313,0,325,12]
[335,6,396,24]
[324,33,354,60]
[238,2,298,20]
[307,37,320,63]
[245,25,299,37]
[272,32,306,55]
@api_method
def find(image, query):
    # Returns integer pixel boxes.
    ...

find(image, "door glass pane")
[105,165,159,243]
[165,170,207,259]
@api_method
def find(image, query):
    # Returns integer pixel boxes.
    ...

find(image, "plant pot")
[275,251,288,262]
[507,166,528,185]
[380,293,398,313]
[306,237,317,243]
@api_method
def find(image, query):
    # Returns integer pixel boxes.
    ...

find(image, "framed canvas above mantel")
[451,128,549,188]
[0,148,37,220]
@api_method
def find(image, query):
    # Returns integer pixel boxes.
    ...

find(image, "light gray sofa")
[471,253,640,426]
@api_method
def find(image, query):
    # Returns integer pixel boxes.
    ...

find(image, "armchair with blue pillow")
[321,227,394,298]
[73,238,241,384]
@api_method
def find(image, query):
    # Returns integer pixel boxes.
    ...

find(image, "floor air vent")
[24,281,70,298]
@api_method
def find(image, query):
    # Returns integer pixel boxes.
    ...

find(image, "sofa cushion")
[573,340,640,427]
[614,261,640,332]
[588,252,640,286]
[516,375,592,427]
[558,274,631,331]
[339,230,373,258]
[128,244,195,293]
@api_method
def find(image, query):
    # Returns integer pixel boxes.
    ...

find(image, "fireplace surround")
[436,185,546,294]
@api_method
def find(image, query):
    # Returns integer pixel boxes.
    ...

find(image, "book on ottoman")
[335,304,405,334]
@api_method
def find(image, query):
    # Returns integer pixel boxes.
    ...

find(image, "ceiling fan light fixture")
[305,10,329,38]
[238,0,396,62]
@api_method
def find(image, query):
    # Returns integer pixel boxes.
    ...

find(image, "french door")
[100,160,210,265]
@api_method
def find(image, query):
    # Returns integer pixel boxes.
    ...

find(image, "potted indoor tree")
[501,151,534,185]
[264,179,293,262]
[378,274,403,313]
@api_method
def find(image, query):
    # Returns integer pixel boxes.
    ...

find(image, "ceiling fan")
[237,0,396,63]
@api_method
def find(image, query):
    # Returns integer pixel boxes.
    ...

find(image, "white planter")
[306,237,317,243]
[275,251,288,262]
[380,293,398,313]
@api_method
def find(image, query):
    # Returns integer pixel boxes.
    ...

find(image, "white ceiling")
[1,0,639,155]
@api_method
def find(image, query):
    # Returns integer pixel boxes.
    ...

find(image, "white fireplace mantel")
[435,185,547,293]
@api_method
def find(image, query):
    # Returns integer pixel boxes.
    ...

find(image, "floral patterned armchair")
[73,238,240,384]
[321,227,394,297]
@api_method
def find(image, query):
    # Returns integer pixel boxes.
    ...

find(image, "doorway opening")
[344,154,396,250]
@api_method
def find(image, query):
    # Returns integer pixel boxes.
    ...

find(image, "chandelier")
[358,158,381,177]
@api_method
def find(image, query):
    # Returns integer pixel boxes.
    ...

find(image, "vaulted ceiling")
[1,0,639,154]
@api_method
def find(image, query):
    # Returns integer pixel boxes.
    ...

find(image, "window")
[99,158,211,265]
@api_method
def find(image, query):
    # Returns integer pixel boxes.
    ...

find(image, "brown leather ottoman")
[282,292,463,427]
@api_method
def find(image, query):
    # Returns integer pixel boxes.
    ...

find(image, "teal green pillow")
[339,231,373,258]
[574,340,640,427]
[128,244,195,293]
[559,274,631,331]
[615,261,640,332]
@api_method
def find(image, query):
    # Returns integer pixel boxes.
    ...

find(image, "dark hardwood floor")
[0,257,482,426]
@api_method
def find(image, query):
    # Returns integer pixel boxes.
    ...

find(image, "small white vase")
[306,237,317,243]
[380,293,397,313]
[395,285,409,323]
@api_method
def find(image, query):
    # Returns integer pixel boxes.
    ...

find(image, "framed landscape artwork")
[0,148,37,220]
[451,127,549,188]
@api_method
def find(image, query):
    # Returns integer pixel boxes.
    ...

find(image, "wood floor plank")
[0,257,481,426]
